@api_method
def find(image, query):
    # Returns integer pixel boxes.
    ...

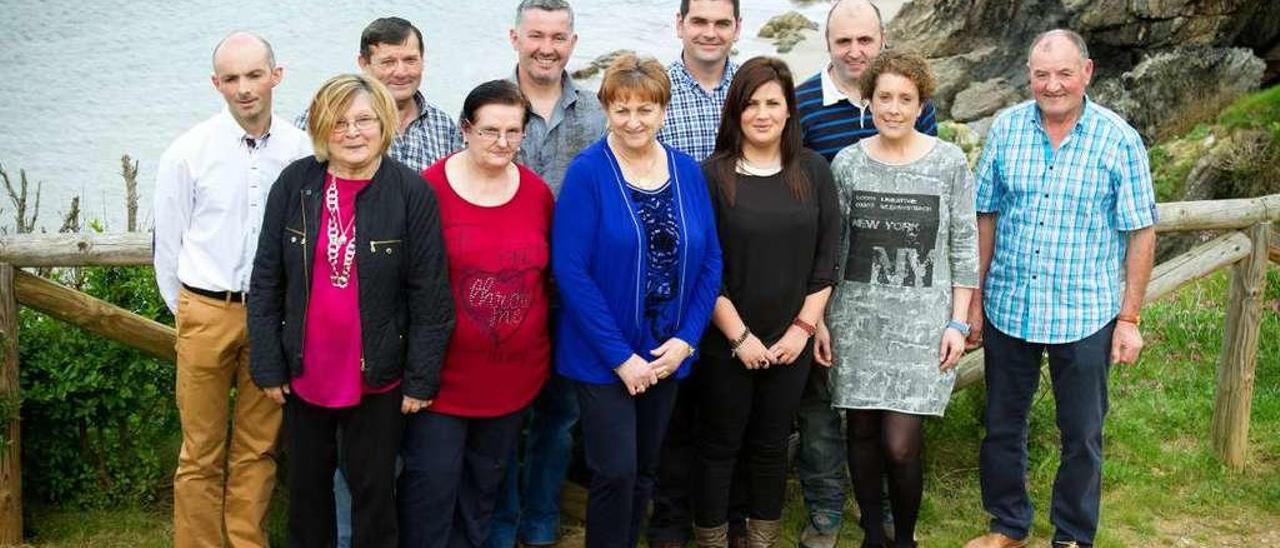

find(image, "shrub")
[19,265,177,508]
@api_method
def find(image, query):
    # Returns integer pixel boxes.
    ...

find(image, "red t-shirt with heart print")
[423,157,552,417]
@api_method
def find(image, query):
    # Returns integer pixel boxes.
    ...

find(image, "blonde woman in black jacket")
[247,73,454,548]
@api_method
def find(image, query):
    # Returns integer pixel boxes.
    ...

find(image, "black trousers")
[693,349,811,525]
[399,409,525,548]
[576,378,679,548]
[286,388,403,548]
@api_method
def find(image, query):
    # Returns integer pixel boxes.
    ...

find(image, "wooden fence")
[0,195,1274,543]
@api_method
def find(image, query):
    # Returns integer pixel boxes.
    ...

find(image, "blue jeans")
[335,469,353,548]
[979,319,1113,546]
[577,378,679,548]
[795,366,848,533]
[486,374,579,547]
[400,410,524,548]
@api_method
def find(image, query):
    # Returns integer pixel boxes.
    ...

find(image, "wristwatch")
[945,319,971,336]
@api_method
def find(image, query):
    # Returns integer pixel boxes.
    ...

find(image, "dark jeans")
[400,409,525,548]
[694,351,811,526]
[647,375,698,543]
[795,365,848,532]
[487,374,579,547]
[576,378,679,548]
[286,388,403,548]
[980,319,1114,546]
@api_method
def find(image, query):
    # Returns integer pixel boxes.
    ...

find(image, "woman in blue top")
[551,53,722,548]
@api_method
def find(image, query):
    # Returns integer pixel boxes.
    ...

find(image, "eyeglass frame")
[332,116,381,135]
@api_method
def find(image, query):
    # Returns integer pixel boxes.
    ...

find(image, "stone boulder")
[886,0,1280,134]
[1091,47,1265,141]
[950,78,1023,122]
[570,49,635,80]
[927,47,998,118]
[759,11,818,54]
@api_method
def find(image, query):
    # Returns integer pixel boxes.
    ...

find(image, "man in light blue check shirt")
[964,30,1157,548]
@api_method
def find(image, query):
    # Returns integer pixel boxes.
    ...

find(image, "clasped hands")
[614,338,692,396]
[735,325,809,370]
[262,384,433,414]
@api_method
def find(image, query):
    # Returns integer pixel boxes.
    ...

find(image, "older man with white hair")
[964,29,1156,548]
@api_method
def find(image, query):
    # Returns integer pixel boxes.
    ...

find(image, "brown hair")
[307,74,398,162]
[597,53,671,108]
[705,56,809,207]
[858,49,936,104]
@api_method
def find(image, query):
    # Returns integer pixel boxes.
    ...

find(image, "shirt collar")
[408,91,430,123]
[1032,95,1093,136]
[510,67,582,110]
[218,107,274,149]
[671,57,736,93]
[820,64,864,108]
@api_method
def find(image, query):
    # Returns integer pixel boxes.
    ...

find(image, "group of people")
[151,1,1157,548]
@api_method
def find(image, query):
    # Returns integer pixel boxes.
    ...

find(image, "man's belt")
[182,283,247,303]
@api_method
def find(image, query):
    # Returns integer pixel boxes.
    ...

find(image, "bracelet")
[729,327,751,351]
[945,319,971,336]
[1117,313,1141,326]
[792,318,816,337]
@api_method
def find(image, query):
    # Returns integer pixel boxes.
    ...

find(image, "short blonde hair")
[598,53,671,108]
[307,74,398,162]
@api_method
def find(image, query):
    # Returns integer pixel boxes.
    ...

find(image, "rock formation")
[759,11,819,54]
[888,0,1280,141]
[570,49,635,80]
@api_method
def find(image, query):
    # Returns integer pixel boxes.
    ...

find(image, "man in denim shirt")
[487,1,605,546]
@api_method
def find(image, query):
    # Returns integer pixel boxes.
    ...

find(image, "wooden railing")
[950,193,1279,472]
[0,195,1273,543]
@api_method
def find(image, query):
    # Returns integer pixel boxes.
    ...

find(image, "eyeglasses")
[472,127,525,144]
[333,116,380,135]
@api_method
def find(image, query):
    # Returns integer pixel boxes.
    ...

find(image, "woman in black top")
[691,56,840,547]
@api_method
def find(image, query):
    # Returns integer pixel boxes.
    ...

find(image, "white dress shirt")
[153,109,312,313]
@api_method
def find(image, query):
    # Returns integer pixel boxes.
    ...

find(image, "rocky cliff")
[888,0,1280,141]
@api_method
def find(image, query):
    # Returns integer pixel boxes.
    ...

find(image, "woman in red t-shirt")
[399,80,553,548]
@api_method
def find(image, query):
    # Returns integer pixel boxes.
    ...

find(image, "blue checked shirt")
[975,99,1157,344]
[656,59,738,161]
[295,91,461,171]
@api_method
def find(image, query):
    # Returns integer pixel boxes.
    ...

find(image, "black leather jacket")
[248,156,454,400]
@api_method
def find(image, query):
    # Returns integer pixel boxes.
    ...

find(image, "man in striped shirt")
[795,0,936,162]
[794,2,933,546]
[964,30,1156,548]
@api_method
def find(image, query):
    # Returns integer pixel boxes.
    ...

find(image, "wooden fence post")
[1211,222,1272,470]
[0,264,22,543]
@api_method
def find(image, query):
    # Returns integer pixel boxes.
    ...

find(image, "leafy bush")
[19,265,178,507]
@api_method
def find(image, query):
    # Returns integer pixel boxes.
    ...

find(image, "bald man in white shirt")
[153,31,312,548]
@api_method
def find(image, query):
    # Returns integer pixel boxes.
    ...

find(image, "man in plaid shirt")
[295,17,462,548]
[964,30,1157,548]
[649,2,741,547]
[296,17,461,172]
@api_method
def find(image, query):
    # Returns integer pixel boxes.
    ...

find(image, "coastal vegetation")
[3,28,1279,546]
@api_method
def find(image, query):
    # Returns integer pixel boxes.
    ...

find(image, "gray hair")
[1028,29,1090,64]
[515,0,575,30]
[211,31,276,71]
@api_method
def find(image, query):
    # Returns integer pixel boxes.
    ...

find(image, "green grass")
[22,268,1280,546]
[1218,84,1280,139]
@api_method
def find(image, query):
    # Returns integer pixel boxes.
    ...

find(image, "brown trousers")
[173,288,283,548]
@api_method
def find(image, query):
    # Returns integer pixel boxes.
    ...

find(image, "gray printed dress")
[826,139,978,416]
